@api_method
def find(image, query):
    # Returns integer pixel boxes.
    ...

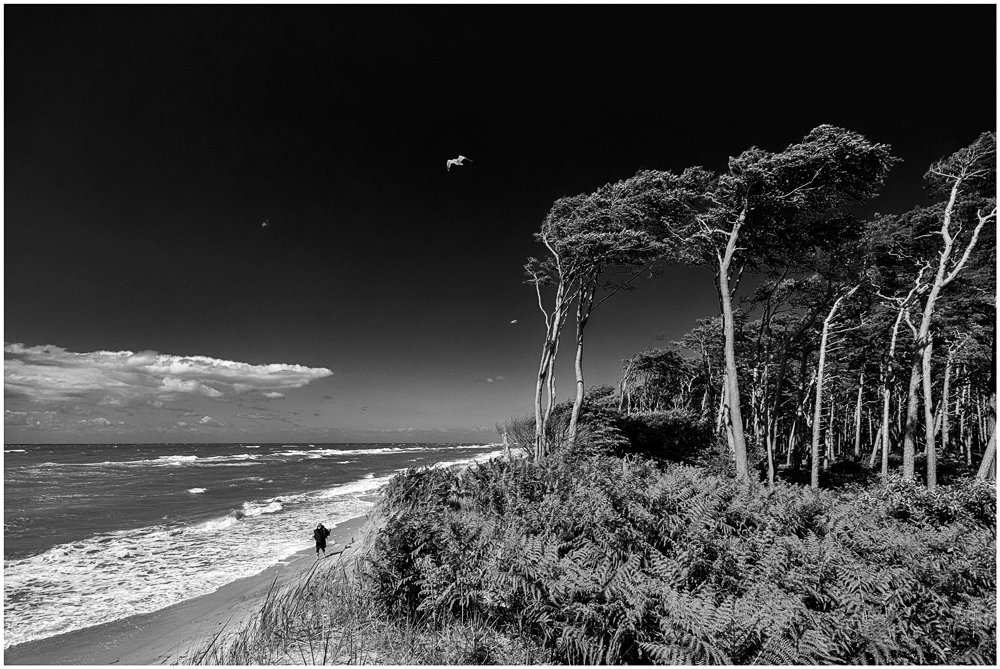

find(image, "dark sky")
[5,5,996,443]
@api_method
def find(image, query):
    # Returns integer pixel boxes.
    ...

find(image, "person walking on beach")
[314,523,331,558]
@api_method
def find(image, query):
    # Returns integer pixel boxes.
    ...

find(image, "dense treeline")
[527,126,996,488]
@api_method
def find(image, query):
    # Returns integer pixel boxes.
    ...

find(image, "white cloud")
[4,343,333,405]
[5,410,28,426]
[262,392,285,399]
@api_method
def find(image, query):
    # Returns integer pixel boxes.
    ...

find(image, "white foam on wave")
[3,488,377,648]
[157,455,198,464]
[188,488,207,494]
[191,514,240,533]
[241,500,282,517]
[314,474,395,499]
[5,449,26,453]
[273,446,434,458]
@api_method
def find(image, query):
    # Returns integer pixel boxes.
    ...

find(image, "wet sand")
[3,515,371,665]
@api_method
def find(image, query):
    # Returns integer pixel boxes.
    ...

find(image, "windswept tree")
[659,126,898,482]
[526,196,588,460]
[528,170,707,457]
[892,131,996,488]
[563,175,698,447]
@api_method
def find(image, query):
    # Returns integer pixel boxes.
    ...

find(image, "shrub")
[362,453,997,665]
[618,409,714,462]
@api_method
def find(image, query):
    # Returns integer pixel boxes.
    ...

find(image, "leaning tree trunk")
[533,279,572,460]
[811,285,859,489]
[976,396,996,481]
[976,410,996,481]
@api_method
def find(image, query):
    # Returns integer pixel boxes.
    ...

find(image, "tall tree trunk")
[534,340,555,460]
[717,211,750,482]
[868,425,883,468]
[811,286,858,489]
[921,336,939,488]
[533,280,571,460]
[902,357,922,480]
[715,376,728,445]
[567,285,595,448]
[976,397,996,480]
[854,372,865,458]
[788,355,814,470]
[976,323,996,479]
[961,381,971,465]
[940,349,953,452]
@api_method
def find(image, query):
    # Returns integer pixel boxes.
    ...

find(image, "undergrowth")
[364,453,996,665]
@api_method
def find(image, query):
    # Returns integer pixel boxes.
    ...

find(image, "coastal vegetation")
[196,127,995,664]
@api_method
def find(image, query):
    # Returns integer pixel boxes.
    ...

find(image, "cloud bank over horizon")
[4,343,333,406]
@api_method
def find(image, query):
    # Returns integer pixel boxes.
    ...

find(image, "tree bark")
[532,278,572,460]
[902,356,922,480]
[976,396,996,480]
[940,349,953,452]
[567,285,595,448]
[921,335,938,488]
[718,210,750,482]
[854,372,865,458]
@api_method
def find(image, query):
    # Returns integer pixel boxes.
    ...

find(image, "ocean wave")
[156,455,198,464]
[3,494,376,648]
[241,500,283,517]
[5,449,26,453]
[272,446,434,458]
[188,488,207,494]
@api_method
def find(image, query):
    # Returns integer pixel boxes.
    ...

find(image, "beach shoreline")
[3,514,371,666]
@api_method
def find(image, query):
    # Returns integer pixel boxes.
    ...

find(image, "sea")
[3,441,504,649]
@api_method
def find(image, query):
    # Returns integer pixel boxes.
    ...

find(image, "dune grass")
[187,546,552,665]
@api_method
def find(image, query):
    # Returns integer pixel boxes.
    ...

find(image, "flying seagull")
[261,220,270,228]
[510,320,518,324]
[446,155,472,171]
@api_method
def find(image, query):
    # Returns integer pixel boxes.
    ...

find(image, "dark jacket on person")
[314,526,331,544]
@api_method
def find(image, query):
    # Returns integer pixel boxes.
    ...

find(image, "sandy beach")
[4,515,371,666]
